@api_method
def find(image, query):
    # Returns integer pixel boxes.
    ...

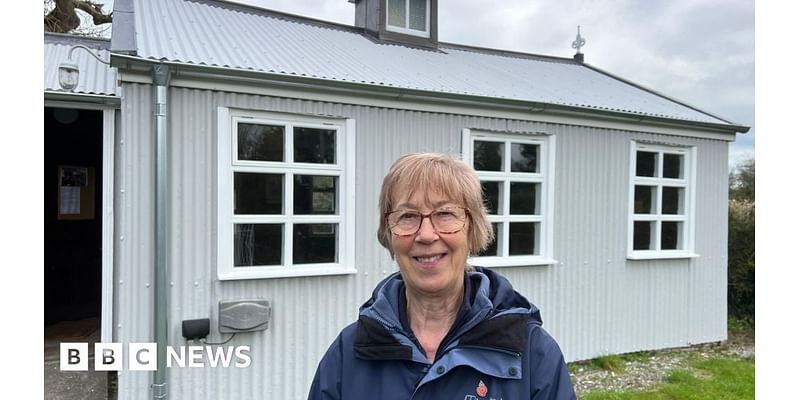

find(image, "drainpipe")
[152,63,172,400]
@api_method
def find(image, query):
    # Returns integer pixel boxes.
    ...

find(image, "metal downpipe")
[152,64,171,400]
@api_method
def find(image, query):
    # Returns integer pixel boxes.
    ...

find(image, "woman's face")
[390,190,469,298]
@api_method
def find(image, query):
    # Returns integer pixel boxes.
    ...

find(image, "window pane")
[510,182,539,215]
[477,223,500,257]
[473,141,504,171]
[510,143,539,173]
[237,123,284,162]
[636,151,657,177]
[294,175,338,215]
[633,221,654,250]
[633,185,656,214]
[661,222,682,250]
[662,186,684,214]
[387,0,405,27]
[481,181,501,214]
[293,224,338,264]
[234,173,283,214]
[509,222,537,255]
[409,0,427,31]
[663,153,684,179]
[294,127,336,164]
[234,224,282,266]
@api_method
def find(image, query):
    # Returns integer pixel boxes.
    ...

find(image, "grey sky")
[95,0,755,166]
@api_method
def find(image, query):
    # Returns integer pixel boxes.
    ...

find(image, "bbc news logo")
[60,343,251,371]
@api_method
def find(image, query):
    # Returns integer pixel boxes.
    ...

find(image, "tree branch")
[74,1,113,25]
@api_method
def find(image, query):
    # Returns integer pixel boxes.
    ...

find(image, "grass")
[581,357,754,400]
[589,355,626,374]
[576,318,755,399]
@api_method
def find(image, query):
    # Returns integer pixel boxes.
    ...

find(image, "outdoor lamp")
[58,44,110,91]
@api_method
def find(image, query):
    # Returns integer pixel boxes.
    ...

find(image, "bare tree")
[44,0,113,36]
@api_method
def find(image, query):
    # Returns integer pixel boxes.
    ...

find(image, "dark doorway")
[44,107,104,326]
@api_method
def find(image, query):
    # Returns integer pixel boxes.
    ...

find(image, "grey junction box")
[218,299,272,333]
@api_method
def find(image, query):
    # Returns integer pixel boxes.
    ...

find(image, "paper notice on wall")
[60,186,80,214]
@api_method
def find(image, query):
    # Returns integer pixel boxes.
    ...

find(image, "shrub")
[727,199,754,320]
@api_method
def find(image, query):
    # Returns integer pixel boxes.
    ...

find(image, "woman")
[309,153,575,399]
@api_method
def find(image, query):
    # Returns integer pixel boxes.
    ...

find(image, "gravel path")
[569,330,755,397]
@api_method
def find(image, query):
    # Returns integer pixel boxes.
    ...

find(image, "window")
[462,130,556,267]
[386,0,430,37]
[217,108,356,279]
[627,142,697,259]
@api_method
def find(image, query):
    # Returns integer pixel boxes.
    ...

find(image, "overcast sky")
[225,0,754,167]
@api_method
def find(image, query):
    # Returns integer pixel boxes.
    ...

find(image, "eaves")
[110,53,749,140]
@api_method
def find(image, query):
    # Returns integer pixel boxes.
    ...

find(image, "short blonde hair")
[377,153,494,258]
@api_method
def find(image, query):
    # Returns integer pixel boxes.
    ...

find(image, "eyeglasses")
[385,207,470,236]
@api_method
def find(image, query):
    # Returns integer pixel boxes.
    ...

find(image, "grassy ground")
[574,318,754,399]
[581,357,754,400]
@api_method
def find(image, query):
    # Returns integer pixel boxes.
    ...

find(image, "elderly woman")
[309,153,575,400]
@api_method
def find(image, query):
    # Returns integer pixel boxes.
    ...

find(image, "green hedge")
[728,198,754,320]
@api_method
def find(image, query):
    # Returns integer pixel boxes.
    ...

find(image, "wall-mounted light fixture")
[59,45,110,91]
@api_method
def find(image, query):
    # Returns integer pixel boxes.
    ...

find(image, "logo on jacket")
[463,380,503,400]
[476,380,488,397]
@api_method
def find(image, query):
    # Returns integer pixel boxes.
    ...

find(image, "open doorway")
[45,106,103,326]
[44,106,108,398]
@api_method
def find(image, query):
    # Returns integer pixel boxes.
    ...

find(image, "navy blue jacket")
[308,267,576,399]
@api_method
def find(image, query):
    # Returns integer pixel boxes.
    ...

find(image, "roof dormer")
[351,0,439,48]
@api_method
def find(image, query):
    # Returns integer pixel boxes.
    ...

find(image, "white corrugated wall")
[114,84,730,399]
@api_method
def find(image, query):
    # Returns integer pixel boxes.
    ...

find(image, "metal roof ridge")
[438,42,578,64]
[190,0,363,34]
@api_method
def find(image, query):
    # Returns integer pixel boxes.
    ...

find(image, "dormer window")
[386,0,430,38]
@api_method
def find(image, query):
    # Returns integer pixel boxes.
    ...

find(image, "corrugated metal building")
[44,0,749,399]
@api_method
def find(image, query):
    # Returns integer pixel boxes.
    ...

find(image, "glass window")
[509,222,537,256]
[635,151,657,177]
[481,181,501,215]
[469,133,551,265]
[629,143,693,257]
[294,175,338,215]
[234,173,283,214]
[234,224,282,266]
[408,0,427,31]
[511,143,538,173]
[473,141,504,171]
[237,123,284,162]
[294,127,336,164]
[509,182,538,215]
[386,0,430,36]
[663,153,683,179]
[219,109,353,279]
[293,224,338,264]
[633,185,655,214]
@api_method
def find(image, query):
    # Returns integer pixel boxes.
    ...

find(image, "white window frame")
[627,141,698,260]
[217,107,356,280]
[385,0,431,38]
[462,129,557,267]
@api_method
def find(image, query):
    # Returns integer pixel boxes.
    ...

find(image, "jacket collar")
[354,268,539,362]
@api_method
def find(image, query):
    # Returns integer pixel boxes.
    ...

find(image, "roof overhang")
[44,91,121,107]
[110,53,748,139]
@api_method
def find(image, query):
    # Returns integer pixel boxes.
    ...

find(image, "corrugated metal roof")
[118,0,733,126]
[44,33,118,97]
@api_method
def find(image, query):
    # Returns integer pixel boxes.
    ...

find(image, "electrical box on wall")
[219,299,272,333]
